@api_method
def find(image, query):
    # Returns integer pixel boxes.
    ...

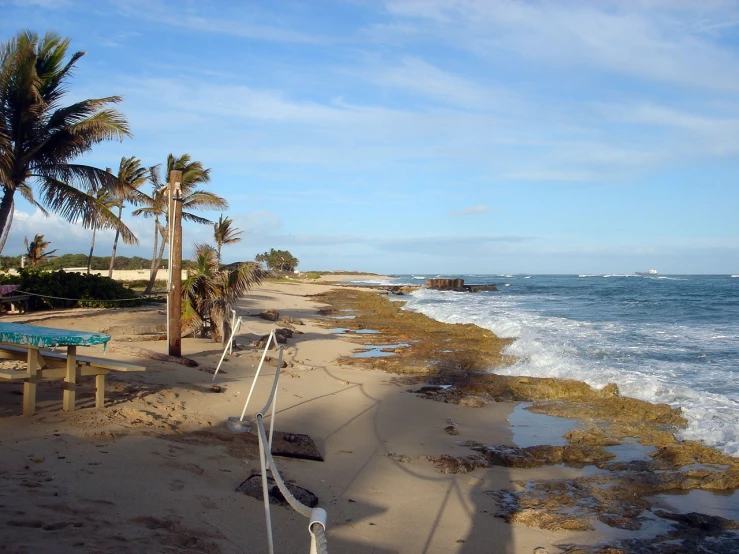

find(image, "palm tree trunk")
[108,203,123,278]
[0,200,15,255]
[0,190,16,255]
[87,228,97,275]
[144,218,160,294]
[145,223,167,294]
[209,306,223,343]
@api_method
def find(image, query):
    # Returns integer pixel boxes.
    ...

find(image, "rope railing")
[219,328,329,553]
[15,289,155,303]
[212,310,242,380]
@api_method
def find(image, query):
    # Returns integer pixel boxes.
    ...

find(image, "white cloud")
[449,205,493,216]
[382,0,739,91]
[3,209,154,258]
[111,0,327,44]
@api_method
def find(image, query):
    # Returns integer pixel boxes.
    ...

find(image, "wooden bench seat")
[0,343,146,411]
[0,343,145,372]
[0,294,30,314]
[0,369,28,380]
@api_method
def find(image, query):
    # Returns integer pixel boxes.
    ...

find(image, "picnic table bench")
[0,322,145,415]
[0,285,29,314]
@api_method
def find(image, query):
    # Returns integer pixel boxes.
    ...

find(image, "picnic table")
[0,322,145,415]
[0,285,29,313]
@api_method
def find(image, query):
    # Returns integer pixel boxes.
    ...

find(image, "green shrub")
[0,270,147,310]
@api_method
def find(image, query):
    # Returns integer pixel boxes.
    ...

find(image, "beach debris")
[255,328,293,348]
[444,425,459,435]
[280,315,305,325]
[385,452,411,463]
[458,395,489,408]
[264,356,288,368]
[237,473,318,508]
[269,431,323,462]
[258,309,279,321]
[209,385,224,393]
[225,417,251,433]
[427,443,617,470]
[532,548,549,554]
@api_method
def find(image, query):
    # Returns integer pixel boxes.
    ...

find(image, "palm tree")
[0,30,135,253]
[107,157,149,277]
[86,188,118,274]
[182,243,263,342]
[213,214,243,263]
[133,154,228,294]
[24,234,57,268]
[131,168,167,294]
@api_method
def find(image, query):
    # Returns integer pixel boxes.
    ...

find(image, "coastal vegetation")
[132,154,227,294]
[182,243,263,342]
[256,248,299,271]
[213,214,242,263]
[0,269,141,309]
[24,233,56,268]
[0,28,297,327]
[106,156,150,277]
[0,30,136,253]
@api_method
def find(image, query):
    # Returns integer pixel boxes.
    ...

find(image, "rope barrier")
[15,289,159,303]
[211,314,242,380]
[239,336,329,553]
[211,316,329,552]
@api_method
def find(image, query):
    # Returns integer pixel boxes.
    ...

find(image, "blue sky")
[3,0,738,274]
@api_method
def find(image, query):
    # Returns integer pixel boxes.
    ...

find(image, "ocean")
[353,274,739,457]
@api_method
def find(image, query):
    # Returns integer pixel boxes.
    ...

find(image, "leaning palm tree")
[134,154,228,294]
[131,166,167,294]
[213,214,243,263]
[86,188,118,274]
[182,243,263,342]
[0,30,136,253]
[25,234,57,268]
[107,156,149,277]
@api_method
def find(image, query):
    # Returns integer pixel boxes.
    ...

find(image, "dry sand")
[0,278,604,553]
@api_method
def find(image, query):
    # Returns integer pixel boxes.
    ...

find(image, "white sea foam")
[404,285,739,457]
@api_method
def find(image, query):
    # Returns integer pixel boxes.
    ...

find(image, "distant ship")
[635,269,658,276]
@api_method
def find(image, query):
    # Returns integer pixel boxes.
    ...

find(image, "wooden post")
[23,347,39,416]
[62,345,77,412]
[168,170,183,357]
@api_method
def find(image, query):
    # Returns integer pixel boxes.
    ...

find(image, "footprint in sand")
[169,480,185,491]
[196,495,218,510]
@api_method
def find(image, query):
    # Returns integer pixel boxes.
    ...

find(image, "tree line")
[0,30,298,342]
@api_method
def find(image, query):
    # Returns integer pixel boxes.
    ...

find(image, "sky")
[2,0,739,275]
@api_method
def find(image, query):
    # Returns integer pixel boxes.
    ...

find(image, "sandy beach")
[0,276,736,553]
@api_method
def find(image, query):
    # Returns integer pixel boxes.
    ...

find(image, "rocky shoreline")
[313,286,739,553]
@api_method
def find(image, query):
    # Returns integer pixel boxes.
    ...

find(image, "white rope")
[229,308,237,355]
[211,315,242,380]
[249,346,329,553]
[238,330,276,422]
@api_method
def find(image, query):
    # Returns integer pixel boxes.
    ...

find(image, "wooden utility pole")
[167,170,183,357]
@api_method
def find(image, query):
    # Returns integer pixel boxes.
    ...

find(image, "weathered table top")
[0,322,110,349]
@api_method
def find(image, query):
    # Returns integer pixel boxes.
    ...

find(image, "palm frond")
[181,190,228,211]
[34,176,138,244]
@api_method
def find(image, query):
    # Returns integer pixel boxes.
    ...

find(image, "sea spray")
[358,274,739,457]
